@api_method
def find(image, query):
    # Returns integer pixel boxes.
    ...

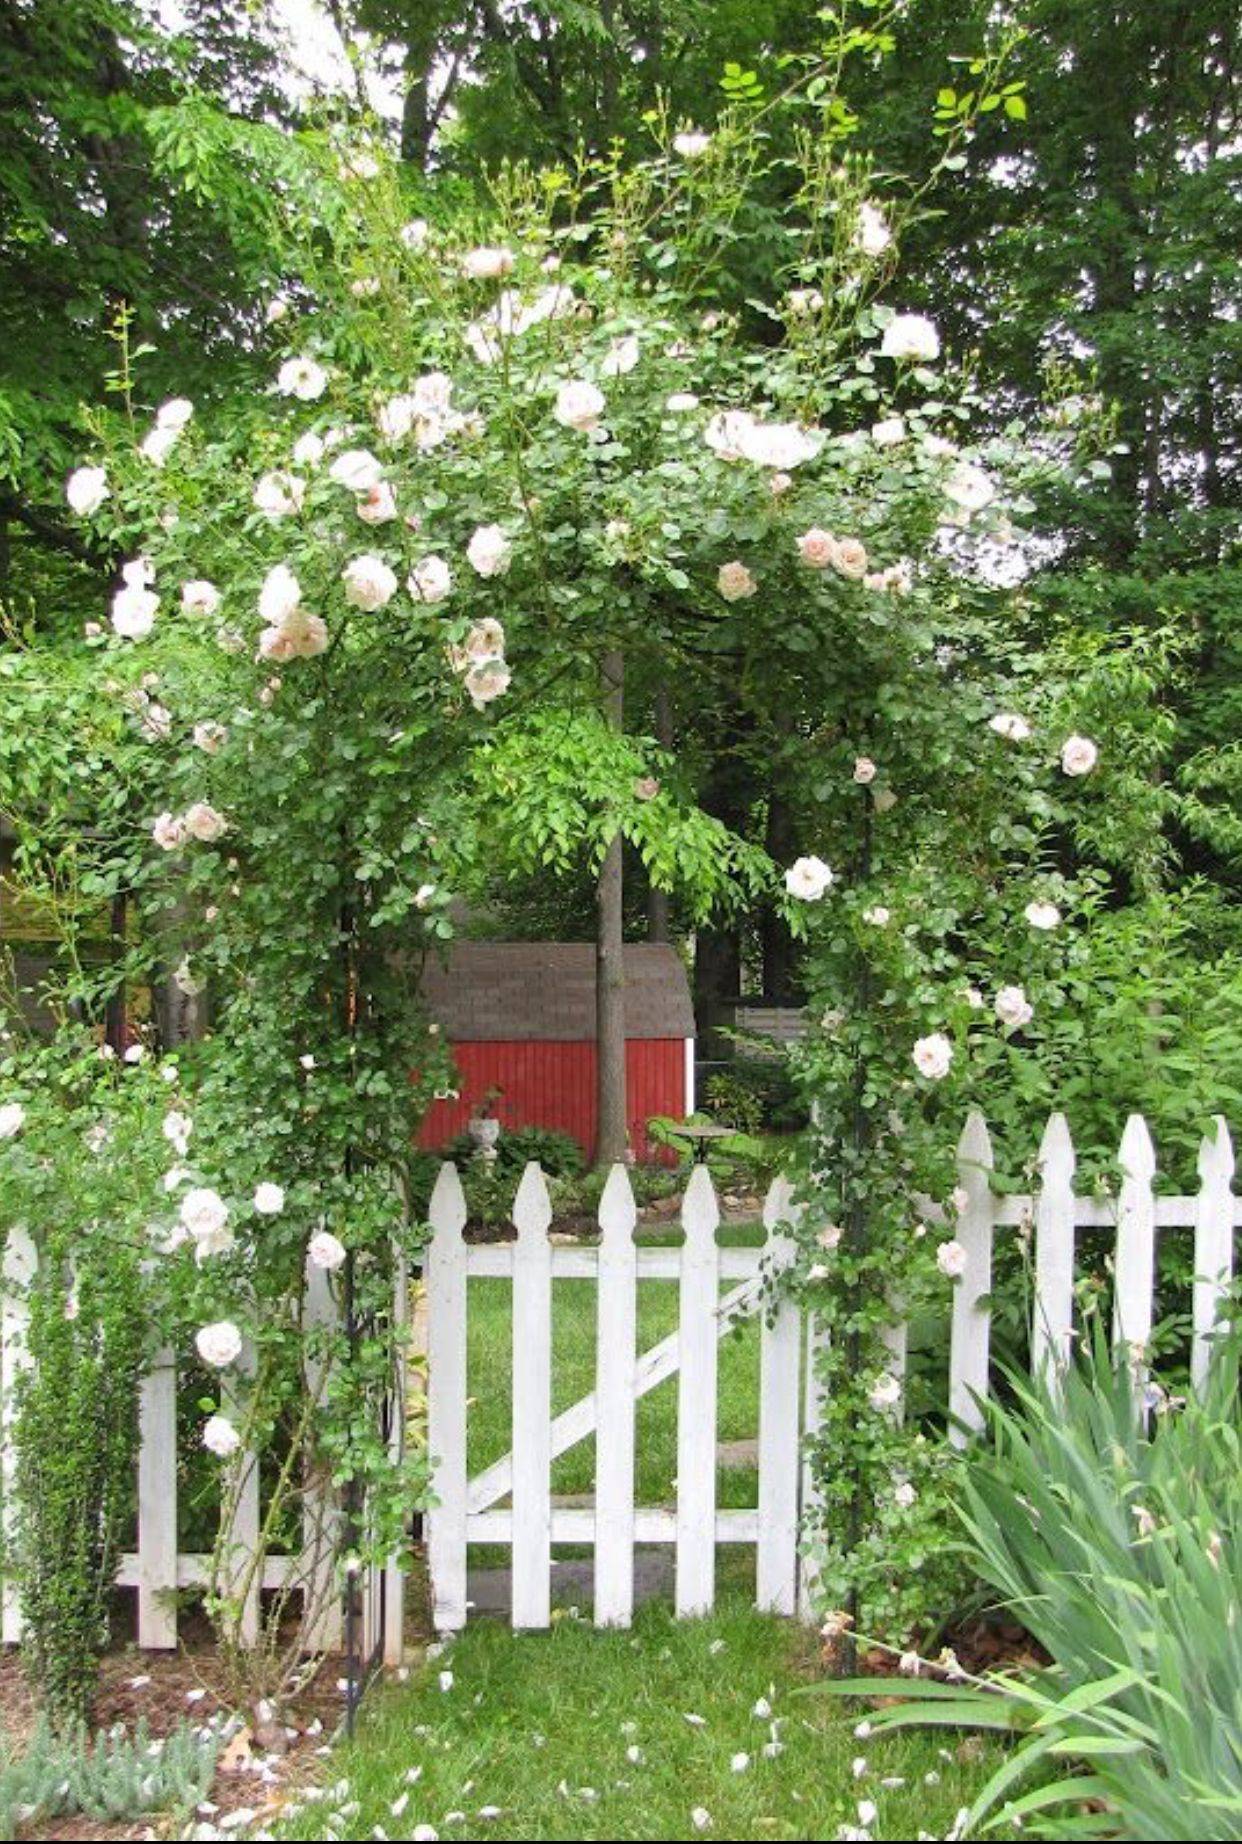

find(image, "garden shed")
[417,941,695,1163]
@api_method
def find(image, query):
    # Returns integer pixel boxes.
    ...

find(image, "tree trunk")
[759,790,798,1000]
[646,686,672,943]
[595,650,627,1166]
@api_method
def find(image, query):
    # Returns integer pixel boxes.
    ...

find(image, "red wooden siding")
[417,1038,688,1163]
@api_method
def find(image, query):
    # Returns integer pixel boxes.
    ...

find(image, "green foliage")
[0,1028,168,1725]
[819,1330,1242,1838]
[703,1070,764,1135]
[442,1124,586,1181]
[0,1715,218,1838]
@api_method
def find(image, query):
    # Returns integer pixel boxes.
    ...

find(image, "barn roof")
[420,942,695,1042]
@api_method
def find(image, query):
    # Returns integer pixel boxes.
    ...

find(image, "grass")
[279,1600,1000,1841]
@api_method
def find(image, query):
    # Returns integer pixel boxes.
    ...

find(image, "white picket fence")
[0,1111,1237,1653]
[424,1110,1239,1633]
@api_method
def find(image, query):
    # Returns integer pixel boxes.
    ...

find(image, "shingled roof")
[420,941,695,1042]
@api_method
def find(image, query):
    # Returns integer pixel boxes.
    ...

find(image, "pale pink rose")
[259,564,301,626]
[153,811,185,851]
[463,618,505,663]
[356,481,398,524]
[936,1240,967,1279]
[276,357,328,401]
[292,431,325,469]
[769,472,793,496]
[376,393,418,442]
[195,1320,242,1368]
[862,905,890,926]
[253,471,305,517]
[460,246,515,280]
[832,537,868,580]
[408,556,452,604]
[989,712,1031,742]
[870,1373,901,1410]
[184,801,227,843]
[342,554,398,611]
[1060,734,1099,777]
[797,528,838,570]
[112,583,159,639]
[400,219,429,250]
[465,658,512,709]
[554,379,606,433]
[601,334,640,377]
[852,757,877,785]
[253,1182,285,1215]
[328,448,383,492]
[202,1415,241,1458]
[717,560,757,602]
[308,1229,347,1271]
[912,1033,953,1080]
[193,721,228,754]
[181,580,220,617]
[466,524,512,578]
[994,984,1033,1030]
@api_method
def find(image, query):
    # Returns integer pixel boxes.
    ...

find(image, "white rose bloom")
[737,420,822,470]
[253,1182,285,1215]
[259,564,302,625]
[356,481,398,525]
[1025,900,1061,931]
[944,461,995,513]
[350,276,380,299]
[464,318,503,365]
[342,554,399,611]
[989,712,1031,742]
[717,560,757,602]
[1061,734,1099,777]
[862,905,890,927]
[665,392,700,412]
[672,130,711,158]
[856,202,892,256]
[308,1229,347,1272]
[0,1102,25,1140]
[202,1414,241,1458]
[994,984,1034,1030]
[181,579,220,617]
[704,409,758,461]
[894,1481,918,1510]
[253,471,306,517]
[265,294,289,324]
[328,448,384,492]
[785,856,834,902]
[466,524,512,578]
[181,1187,232,1260]
[601,334,640,377]
[465,658,512,710]
[292,431,326,469]
[376,393,418,442]
[786,287,825,316]
[408,555,452,604]
[400,218,429,249]
[460,246,515,280]
[460,618,505,665]
[184,801,227,843]
[152,811,185,851]
[277,357,328,401]
[880,313,940,362]
[195,1320,243,1369]
[156,397,194,430]
[912,1033,953,1080]
[852,757,877,785]
[111,582,159,640]
[193,720,228,754]
[140,422,181,467]
[554,379,606,433]
[67,466,109,517]
[869,1372,902,1411]
[871,416,907,447]
[936,1240,968,1280]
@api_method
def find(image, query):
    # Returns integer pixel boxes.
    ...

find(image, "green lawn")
[279,1599,997,1841]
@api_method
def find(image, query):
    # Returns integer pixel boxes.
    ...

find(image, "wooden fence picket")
[426,1162,469,1633]
[0,1227,35,1645]
[948,1110,995,1444]
[511,1163,553,1629]
[1192,1118,1235,1393]
[1113,1114,1157,1359]
[594,1164,637,1627]
[675,1164,719,1617]
[222,1343,261,1647]
[1032,1112,1077,1381]
[136,1350,178,1648]
[756,1176,800,1616]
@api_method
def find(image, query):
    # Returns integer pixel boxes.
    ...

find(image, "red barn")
[417,942,695,1164]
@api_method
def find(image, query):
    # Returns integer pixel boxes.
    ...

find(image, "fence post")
[511,1163,553,1629]
[797,1314,828,1623]
[1,1226,35,1644]
[137,1349,178,1648]
[1192,1117,1234,1394]
[948,1110,995,1445]
[222,1343,261,1648]
[383,1243,411,1666]
[1113,1114,1157,1362]
[756,1176,800,1616]
[595,1164,637,1628]
[301,1258,342,1652]
[426,1163,468,1634]
[1032,1112,1077,1383]
[676,1164,719,1617]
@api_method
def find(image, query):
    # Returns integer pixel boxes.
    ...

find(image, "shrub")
[821,1327,1242,1839]
[440,1125,585,1180]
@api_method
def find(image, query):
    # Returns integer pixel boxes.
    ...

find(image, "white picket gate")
[0,1110,1237,1653]
[424,1109,1239,1634]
